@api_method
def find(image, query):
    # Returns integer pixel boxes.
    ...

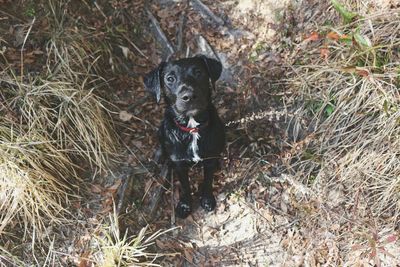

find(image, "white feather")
[187,117,201,162]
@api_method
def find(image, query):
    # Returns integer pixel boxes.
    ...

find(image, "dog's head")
[144,55,222,117]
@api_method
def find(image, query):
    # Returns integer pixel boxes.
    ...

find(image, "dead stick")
[121,32,149,60]
[146,9,175,58]
[190,0,225,26]
[176,12,187,54]
[20,17,35,82]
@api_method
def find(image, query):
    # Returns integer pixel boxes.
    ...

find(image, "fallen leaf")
[119,45,130,58]
[102,197,113,208]
[107,179,122,193]
[100,205,112,214]
[339,34,352,44]
[320,48,329,60]
[78,252,91,267]
[385,234,397,243]
[156,239,168,249]
[91,184,103,193]
[304,32,320,42]
[119,110,133,122]
[351,244,364,251]
[184,248,194,264]
[326,31,340,40]
[356,68,369,77]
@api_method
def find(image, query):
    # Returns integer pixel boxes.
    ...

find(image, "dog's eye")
[166,75,176,83]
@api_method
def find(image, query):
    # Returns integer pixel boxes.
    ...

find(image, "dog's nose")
[181,92,197,102]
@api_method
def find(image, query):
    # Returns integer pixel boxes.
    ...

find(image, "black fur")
[144,56,225,218]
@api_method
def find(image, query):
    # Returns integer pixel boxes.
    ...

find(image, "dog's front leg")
[200,159,218,212]
[173,161,192,218]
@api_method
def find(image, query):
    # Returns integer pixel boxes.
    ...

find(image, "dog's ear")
[143,62,165,103]
[197,55,222,85]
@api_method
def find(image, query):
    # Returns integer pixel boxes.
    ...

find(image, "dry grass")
[92,208,177,267]
[0,1,119,263]
[284,1,400,264]
[1,36,118,233]
[0,119,75,234]
[289,8,400,217]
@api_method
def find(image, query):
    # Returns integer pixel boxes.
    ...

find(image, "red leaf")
[351,244,364,251]
[305,32,320,41]
[356,69,369,77]
[107,179,122,193]
[326,31,340,40]
[320,48,329,60]
[369,248,377,259]
[184,249,194,264]
[386,234,397,243]
[78,252,91,267]
[91,184,103,193]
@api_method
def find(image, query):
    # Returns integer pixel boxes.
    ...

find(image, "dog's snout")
[181,91,197,102]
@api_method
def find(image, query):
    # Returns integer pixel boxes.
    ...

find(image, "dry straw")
[288,9,400,219]
[92,207,179,267]
[0,10,118,243]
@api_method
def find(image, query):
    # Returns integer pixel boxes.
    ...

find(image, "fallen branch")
[176,12,187,54]
[190,0,225,26]
[196,34,220,61]
[146,9,175,60]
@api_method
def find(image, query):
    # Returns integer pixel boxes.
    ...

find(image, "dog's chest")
[166,118,203,162]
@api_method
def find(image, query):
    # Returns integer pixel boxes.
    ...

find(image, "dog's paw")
[176,200,192,218]
[200,194,216,212]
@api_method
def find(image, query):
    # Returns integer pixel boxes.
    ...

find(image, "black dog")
[144,55,225,218]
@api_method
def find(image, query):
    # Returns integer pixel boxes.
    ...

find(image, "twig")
[120,32,149,60]
[0,9,25,23]
[93,0,107,20]
[147,163,172,221]
[176,12,187,54]
[20,17,36,81]
[170,169,176,226]
[196,34,220,61]
[146,9,175,60]
[190,0,225,26]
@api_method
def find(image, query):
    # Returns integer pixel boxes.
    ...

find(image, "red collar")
[174,120,208,133]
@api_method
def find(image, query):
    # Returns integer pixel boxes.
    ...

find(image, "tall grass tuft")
[0,1,118,245]
[288,7,400,218]
[92,208,177,267]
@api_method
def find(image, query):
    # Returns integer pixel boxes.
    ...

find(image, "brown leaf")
[91,184,103,193]
[356,68,369,77]
[119,110,134,122]
[107,179,122,194]
[326,31,340,40]
[103,197,113,207]
[100,205,112,214]
[320,48,329,60]
[385,234,397,243]
[184,248,194,264]
[78,252,91,267]
[351,244,364,251]
[340,34,350,40]
[304,32,320,41]
[386,235,397,243]
[156,239,168,249]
